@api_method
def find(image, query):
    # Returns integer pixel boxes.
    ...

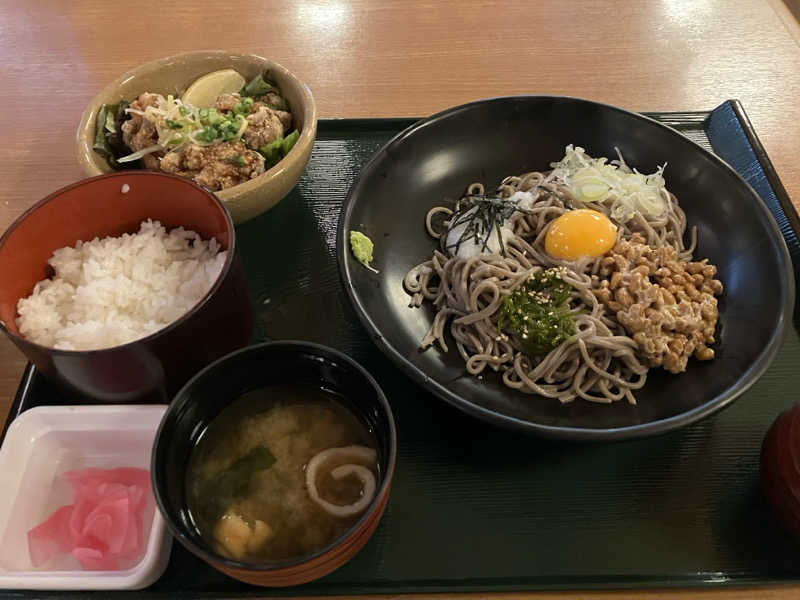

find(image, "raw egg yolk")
[544,209,617,260]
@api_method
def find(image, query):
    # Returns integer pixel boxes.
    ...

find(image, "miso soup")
[185,384,379,562]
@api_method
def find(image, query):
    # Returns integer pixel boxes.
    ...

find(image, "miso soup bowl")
[0,172,253,403]
[151,341,397,587]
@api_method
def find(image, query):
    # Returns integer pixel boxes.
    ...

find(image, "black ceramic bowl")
[0,172,253,403]
[338,96,794,440]
[151,341,397,586]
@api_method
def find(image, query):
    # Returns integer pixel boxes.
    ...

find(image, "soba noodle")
[404,167,696,405]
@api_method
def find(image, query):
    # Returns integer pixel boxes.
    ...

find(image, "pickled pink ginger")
[27,467,150,570]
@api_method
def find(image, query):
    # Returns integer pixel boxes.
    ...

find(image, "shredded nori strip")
[445,194,533,257]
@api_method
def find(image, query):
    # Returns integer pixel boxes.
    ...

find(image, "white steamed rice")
[16,219,227,350]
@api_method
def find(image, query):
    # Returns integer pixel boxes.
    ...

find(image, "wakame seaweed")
[499,269,578,356]
[199,445,276,521]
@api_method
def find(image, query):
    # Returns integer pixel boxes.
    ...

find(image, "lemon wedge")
[181,69,246,108]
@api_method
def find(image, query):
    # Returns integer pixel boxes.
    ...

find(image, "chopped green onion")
[228,154,247,167]
[206,110,226,126]
[195,125,221,142]
[233,96,254,116]
[165,119,183,130]
[178,106,189,116]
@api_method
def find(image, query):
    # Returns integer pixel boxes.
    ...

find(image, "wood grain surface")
[0,0,799,597]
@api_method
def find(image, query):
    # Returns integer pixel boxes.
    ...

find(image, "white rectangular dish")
[0,404,171,590]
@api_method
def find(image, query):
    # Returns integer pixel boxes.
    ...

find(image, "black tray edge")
[0,362,34,443]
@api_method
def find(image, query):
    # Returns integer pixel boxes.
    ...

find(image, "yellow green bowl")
[76,51,317,224]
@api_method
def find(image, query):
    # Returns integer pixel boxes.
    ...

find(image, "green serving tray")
[3,101,800,598]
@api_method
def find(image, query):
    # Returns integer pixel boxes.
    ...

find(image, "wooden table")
[1,0,799,597]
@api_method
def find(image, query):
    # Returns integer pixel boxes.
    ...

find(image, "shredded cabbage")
[549,145,669,223]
